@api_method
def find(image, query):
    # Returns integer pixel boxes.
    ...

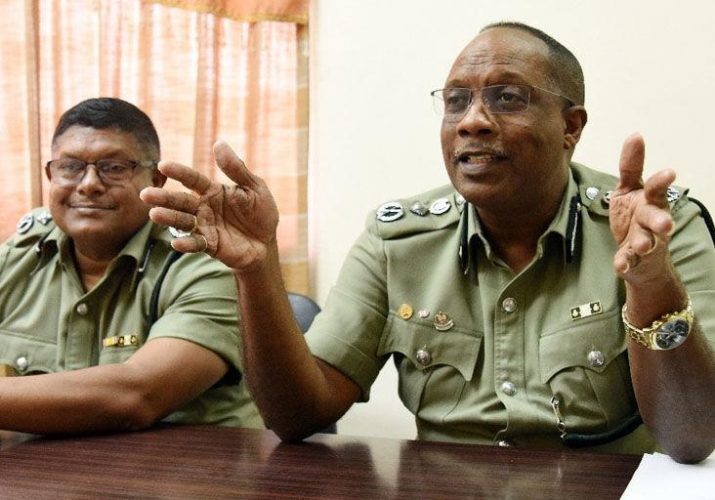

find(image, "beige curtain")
[0,0,310,293]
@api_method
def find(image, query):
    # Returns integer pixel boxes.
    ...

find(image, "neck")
[72,241,120,291]
[477,193,563,274]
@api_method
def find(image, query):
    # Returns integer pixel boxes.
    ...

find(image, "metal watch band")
[621,297,693,350]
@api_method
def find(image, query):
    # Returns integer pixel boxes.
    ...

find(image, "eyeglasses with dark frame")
[430,84,575,122]
[46,158,159,185]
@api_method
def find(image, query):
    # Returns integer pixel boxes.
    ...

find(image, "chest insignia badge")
[570,301,603,320]
[398,303,414,320]
[434,311,454,331]
[103,334,139,348]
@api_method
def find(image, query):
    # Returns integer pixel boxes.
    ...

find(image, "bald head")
[478,22,585,106]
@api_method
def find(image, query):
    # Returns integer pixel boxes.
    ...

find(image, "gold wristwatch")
[622,298,693,350]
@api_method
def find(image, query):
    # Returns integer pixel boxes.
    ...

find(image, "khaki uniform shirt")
[306,163,715,453]
[0,209,263,428]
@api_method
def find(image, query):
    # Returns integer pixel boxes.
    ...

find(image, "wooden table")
[0,425,641,499]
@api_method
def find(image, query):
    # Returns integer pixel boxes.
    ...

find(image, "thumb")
[616,132,645,193]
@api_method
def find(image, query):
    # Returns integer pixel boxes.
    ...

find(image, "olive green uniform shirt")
[306,163,715,453]
[0,209,263,428]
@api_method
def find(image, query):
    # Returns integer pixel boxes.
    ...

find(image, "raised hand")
[609,133,676,286]
[140,141,279,272]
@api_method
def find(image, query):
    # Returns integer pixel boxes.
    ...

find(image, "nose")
[76,164,106,195]
[456,96,496,138]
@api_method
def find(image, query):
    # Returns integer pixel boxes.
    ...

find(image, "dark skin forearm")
[141,143,362,442]
[610,134,715,463]
[237,242,359,441]
[0,338,228,434]
[625,270,715,463]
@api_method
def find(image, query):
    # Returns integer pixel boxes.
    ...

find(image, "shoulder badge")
[36,210,53,225]
[376,202,404,222]
[429,198,451,215]
[16,214,34,234]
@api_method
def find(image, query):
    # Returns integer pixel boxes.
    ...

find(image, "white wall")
[308,0,715,439]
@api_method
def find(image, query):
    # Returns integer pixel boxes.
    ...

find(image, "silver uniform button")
[500,381,517,396]
[415,348,432,366]
[376,202,405,222]
[587,350,605,367]
[15,356,29,372]
[502,297,517,313]
[585,186,599,200]
[76,303,89,316]
[429,198,451,215]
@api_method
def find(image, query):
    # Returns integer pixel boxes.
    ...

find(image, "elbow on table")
[664,438,715,464]
[266,419,316,442]
[109,391,168,432]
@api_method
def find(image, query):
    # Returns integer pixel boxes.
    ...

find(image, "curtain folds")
[0,0,309,293]
[148,0,308,24]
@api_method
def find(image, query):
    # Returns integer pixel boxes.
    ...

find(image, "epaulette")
[9,208,56,248]
[371,184,464,240]
[570,162,687,217]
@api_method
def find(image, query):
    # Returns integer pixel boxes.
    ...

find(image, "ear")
[563,105,588,150]
[151,167,167,188]
[44,164,53,182]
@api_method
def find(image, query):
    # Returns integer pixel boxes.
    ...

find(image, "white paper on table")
[620,452,715,500]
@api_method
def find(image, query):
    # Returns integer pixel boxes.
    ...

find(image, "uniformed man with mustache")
[142,22,715,463]
[0,98,262,435]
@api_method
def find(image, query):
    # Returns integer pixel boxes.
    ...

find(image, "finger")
[643,168,676,209]
[149,207,198,232]
[141,187,200,215]
[616,132,645,193]
[170,234,208,254]
[628,225,660,256]
[614,246,639,275]
[213,141,257,189]
[157,161,213,195]
[634,202,674,237]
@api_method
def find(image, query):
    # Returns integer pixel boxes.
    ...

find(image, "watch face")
[655,318,690,350]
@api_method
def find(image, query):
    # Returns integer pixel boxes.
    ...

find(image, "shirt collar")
[36,220,156,282]
[458,169,582,274]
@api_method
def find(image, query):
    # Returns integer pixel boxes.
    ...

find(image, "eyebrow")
[444,68,533,89]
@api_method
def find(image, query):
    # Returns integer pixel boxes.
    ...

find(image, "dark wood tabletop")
[0,425,641,499]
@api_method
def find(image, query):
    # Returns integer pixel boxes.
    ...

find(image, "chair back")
[288,292,321,333]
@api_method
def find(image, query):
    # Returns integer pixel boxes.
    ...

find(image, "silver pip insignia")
[410,202,429,216]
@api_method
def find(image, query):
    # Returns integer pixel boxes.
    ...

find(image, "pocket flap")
[539,310,625,383]
[0,329,56,374]
[377,315,482,381]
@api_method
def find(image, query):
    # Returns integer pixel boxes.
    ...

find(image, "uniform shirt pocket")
[0,329,56,374]
[539,310,636,430]
[377,315,482,414]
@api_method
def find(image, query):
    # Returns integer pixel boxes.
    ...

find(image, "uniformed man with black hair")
[142,22,715,463]
[0,97,262,435]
